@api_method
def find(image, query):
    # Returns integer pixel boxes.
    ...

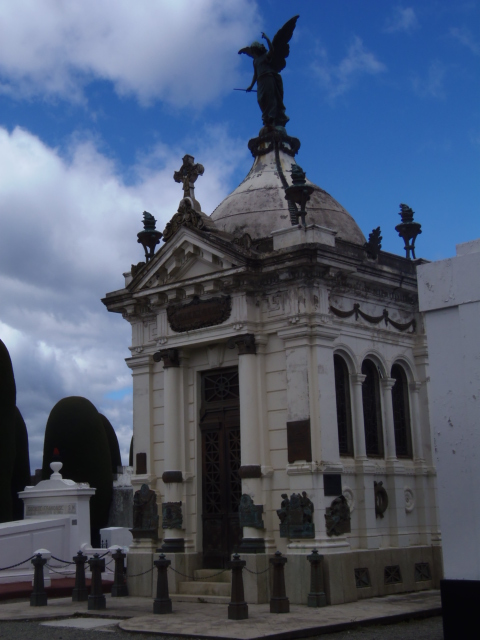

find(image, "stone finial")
[173,155,204,212]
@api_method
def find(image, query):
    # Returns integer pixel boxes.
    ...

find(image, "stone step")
[193,569,232,584]
[178,581,231,597]
[170,594,230,604]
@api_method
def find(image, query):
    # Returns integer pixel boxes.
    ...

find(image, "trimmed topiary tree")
[0,339,16,523]
[129,435,133,467]
[11,407,31,521]
[98,413,122,475]
[42,397,113,546]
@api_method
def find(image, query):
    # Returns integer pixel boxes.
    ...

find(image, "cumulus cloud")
[383,7,419,34]
[312,37,386,100]
[0,0,260,106]
[450,27,480,56]
[0,125,249,471]
[412,60,447,99]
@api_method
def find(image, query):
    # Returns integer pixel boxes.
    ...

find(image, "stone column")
[381,378,397,461]
[233,334,265,553]
[350,374,367,460]
[127,354,155,487]
[409,382,425,463]
[154,348,185,553]
[350,373,378,549]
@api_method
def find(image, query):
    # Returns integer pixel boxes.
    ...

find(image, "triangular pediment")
[129,226,247,294]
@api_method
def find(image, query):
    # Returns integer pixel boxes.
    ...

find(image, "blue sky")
[0,0,478,472]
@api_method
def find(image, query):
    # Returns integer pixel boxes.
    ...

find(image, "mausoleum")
[102,17,441,604]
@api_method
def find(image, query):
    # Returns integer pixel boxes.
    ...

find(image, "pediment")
[129,226,246,294]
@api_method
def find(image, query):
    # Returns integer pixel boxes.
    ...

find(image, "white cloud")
[412,61,447,99]
[0,0,260,106]
[383,7,419,34]
[0,124,249,471]
[450,27,480,56]
[312,37,386,100]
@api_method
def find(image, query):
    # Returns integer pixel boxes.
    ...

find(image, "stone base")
[111,583,129,597]
[161,538,185,553]
[153,597,173,614]
[228,602,248,620]
[441,578,480,640]
[308,592,327,607]
[88,594,106,610]
[238,538,265,554]
[72,587,88,602]
[30,592,47,607]
[270,597,290,614]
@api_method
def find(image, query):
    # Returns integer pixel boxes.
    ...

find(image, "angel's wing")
[238,46,255,58]
[271,15,299,72]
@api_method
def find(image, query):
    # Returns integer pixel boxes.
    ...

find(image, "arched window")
[391,364,413,458]
[361,359,384,457]
[334,354,354,456]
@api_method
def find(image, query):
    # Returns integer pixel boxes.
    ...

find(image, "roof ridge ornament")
[395,204,422,260]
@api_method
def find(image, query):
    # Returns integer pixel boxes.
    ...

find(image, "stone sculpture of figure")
[301,491,314,524]
[239,15,299,129]
[132,483,159,538]
[277,493,290,523]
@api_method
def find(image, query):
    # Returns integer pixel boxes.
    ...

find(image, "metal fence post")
[153,554,172,614]
[228,553,248,620]
[30,553,48,606]
[307,549,327,607]
[111,548,128,597]
[269,551,289,613]
[88,553,106,610]
[72,550,88,602]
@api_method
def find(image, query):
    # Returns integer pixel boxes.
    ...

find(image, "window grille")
[391,364,413,458]
[361,359,384,457]
[334,355,354,456]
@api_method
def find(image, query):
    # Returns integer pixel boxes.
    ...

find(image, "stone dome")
[210,133,366,245]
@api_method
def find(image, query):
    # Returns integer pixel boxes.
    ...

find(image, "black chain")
[0,555,35,571]
[51,555,76,565]
[168,566,228,581]
[245,566,271,575]
[127,566,155,578]
[46,564,76,575]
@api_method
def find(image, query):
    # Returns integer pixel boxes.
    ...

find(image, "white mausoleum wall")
[417,238,480,581]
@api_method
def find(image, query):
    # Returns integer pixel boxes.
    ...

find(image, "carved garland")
[167,295,231,333]
[330,303,416,333]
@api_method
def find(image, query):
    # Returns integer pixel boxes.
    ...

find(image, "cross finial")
[173,155,204,212]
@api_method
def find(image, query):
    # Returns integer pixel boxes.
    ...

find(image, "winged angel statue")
[239,15,299,128]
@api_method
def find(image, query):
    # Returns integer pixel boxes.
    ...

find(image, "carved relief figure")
[132,483,159,539]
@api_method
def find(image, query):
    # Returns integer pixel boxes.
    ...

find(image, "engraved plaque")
[287,419,312,463]
[26,504,77,516]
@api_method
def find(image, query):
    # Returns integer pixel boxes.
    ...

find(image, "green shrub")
[42,397,113,544]
[98,413,122,474]
[11,407,31,521]
[0,339,16,523]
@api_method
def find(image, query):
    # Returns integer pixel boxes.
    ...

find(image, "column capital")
[380,377,396,391]
[409,381,422,393]
[350,373,366,386]
[228,334,256,355]
[153,348,180,368]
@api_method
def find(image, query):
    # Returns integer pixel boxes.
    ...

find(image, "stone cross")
[173,155,204,211]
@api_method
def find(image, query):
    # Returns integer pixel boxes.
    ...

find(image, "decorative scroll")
[239,494,264,529]
[277,492,314,538]
[167,295,231,333]
[330,303,416,332]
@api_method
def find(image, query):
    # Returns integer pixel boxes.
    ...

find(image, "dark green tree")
[0,339,16,523]
[98,413,122,475]
[129,435,133,467]
[11,407,31,520]
[42,397,113,545]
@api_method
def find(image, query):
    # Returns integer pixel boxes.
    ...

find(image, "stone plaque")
[287,419,312,464]
[277,492,315,538]
[167,296,231,333]
[239,494,264,529]
[26,504,76,516]
[324,474,342,497]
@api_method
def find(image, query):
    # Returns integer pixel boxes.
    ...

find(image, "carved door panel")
[200,369,242,568]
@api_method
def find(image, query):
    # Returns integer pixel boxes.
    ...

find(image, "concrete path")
[0,590,441,639]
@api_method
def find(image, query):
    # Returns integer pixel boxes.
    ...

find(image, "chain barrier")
[0,555,35,571]
[244,565,271,575]
[167,565,229,581]
[46,564,76,576]
[50,555,76,565]
[127,566,155,578]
